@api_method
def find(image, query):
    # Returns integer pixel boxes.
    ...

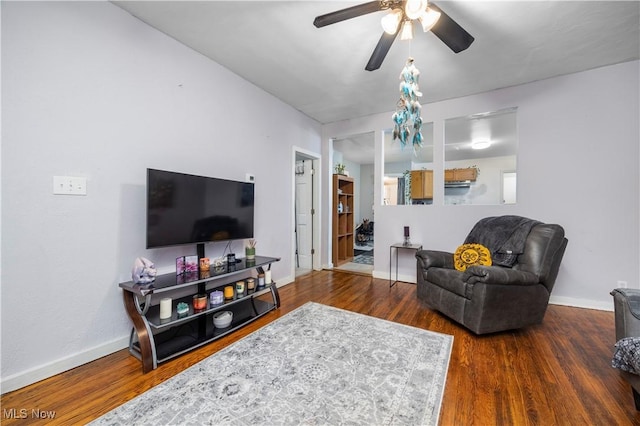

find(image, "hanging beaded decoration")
[392,57,423,153]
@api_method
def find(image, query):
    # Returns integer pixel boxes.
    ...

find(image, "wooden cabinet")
[445,167,477,182]
[332,174,354,266]
[410,170,433,200]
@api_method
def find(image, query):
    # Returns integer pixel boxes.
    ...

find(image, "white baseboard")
[549,295,613,312]
[373,269,416,284]
[275,275,294,287]
[1,336,129,394]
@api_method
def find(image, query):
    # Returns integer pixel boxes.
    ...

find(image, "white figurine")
[131,257,157,284]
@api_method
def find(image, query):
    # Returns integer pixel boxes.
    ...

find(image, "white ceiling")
[112,1,639,163]
[113,1,639,124]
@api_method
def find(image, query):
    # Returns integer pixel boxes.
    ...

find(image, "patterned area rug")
[353,253,374,265]
[92,302,453,425]
[354,239,374,251]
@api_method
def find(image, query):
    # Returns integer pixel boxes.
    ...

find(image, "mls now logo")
[3,408,56,419]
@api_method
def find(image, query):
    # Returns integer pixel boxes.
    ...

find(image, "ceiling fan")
[313,0,474,71]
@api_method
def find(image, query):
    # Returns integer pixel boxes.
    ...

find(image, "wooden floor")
[2,270,638,425]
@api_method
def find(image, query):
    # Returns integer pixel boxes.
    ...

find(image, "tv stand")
[119,255,280,373]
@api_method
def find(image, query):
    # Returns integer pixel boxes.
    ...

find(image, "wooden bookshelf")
[332,174,354,266]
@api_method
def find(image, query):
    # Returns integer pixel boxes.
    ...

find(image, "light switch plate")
[53,176,87,195]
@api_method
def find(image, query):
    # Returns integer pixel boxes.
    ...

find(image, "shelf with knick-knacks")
[119,255,280,373]
[333,174,355,266]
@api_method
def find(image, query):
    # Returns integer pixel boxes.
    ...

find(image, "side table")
[389,242,423,287]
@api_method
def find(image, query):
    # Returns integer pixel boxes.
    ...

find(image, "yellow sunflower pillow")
[454,243,492,272]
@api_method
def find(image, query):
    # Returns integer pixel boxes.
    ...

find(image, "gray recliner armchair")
[611,288,640,410]
[416,215,568,334]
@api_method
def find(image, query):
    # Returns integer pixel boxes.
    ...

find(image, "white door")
[502,171,517,204]
[295,160,313,270]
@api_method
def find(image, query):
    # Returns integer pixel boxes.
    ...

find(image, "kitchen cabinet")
[410,170,433,200]
[445,167,477,182]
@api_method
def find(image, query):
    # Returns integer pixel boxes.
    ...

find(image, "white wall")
[322,60,639,311]
[359,163,375,224]
[1,1,321,392]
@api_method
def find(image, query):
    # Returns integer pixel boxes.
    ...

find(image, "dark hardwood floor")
[2,270,638,425]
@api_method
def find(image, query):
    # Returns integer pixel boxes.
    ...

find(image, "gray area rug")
[92,302,453,425]
[353,253,374,265]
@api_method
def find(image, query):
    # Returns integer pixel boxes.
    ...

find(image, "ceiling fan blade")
[429,3,475,53]
[365,30,399,71]
[313,1,383,28]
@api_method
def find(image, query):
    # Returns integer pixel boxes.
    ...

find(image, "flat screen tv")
[146,168,254,249]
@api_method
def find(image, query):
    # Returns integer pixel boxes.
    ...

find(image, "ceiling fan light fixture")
[381,8,403,34]
[400,20,414,40]
[313,0,475,71]
[405,0,428,20]
[419,7,441,32]
[471,140,491,150]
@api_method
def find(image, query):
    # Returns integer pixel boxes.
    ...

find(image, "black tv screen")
[146,169,254,248]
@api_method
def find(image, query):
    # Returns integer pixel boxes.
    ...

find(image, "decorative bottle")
[338,201,343,213]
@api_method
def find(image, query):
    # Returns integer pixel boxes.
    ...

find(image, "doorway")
[502,171,517,204]
[331,132,375,276]
[294,149,320,278]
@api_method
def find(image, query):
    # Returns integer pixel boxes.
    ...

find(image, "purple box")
[185,255,198,273]
[176,256,185,275]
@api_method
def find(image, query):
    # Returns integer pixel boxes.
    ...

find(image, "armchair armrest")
[462,265,539,286]
[612,289,640,340]
[416,250,454,270]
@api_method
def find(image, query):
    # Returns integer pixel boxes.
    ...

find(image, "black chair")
[416,215,568,334]
[356,220,373,243]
